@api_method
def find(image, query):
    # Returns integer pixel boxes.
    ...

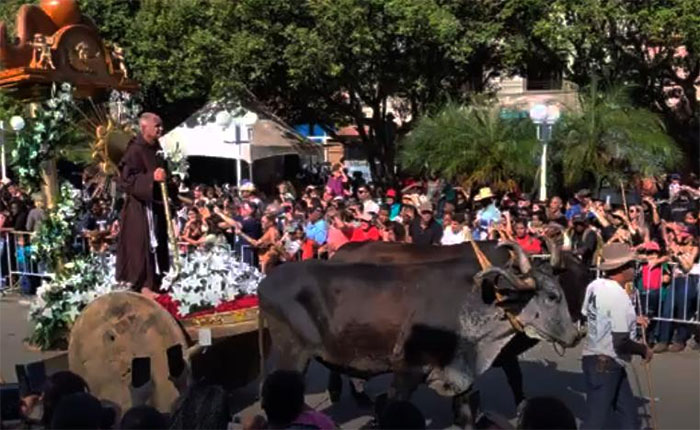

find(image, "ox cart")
[68,292,267,414]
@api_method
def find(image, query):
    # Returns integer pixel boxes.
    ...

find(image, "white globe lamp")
[10,115,25,131]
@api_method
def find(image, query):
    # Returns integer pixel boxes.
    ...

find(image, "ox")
[258,242,579,425]
[330,240,591,406]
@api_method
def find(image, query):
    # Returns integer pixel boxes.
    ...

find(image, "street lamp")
[529,104,560,202]
[0,115,27,183]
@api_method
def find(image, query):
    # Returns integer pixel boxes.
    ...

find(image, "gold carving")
[29,33,55,70]
[111,44,128,80]
[68,40,100,73]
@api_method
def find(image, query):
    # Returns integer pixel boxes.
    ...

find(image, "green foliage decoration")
[31,182,80,271]
[10,83,74,191]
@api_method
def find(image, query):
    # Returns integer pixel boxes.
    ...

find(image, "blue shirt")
[305,219,328,245]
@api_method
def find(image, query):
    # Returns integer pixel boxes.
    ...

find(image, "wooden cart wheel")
[68,292,187,414]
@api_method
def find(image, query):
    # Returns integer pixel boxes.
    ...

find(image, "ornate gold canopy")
[0,0,138,99]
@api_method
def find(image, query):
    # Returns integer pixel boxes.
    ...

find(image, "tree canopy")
[552,84,682,188]
[0,0,697,179]
[401,102,538,191]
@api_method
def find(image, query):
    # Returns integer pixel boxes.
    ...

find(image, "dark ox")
[330,240,591,405]
[258,242,579,425]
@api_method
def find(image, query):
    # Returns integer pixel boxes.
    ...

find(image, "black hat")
[572,214,588,225]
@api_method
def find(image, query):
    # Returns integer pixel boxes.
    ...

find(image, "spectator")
[120,405,167,430]
[25,193,46,232]
[385,189,401,220]
[378,400,426,430]
[9,200,28,232]
[441,212,468,245]
[41,370,90,428]
[326,163,349,198]
[327,212,353,256]
[350,213,381,243]
[236,201,262,265]
[180,207,207,250]
[303,206,328,260]
[516,397,576,430]
[170,383,231,430]
[358,186,379,216]
[257,370,335,430]
[570,215,598,266]
[50,392,115,430]
[409,202,442,245]
[513,218,542,254]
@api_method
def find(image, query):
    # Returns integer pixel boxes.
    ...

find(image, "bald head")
[139,112,163,144]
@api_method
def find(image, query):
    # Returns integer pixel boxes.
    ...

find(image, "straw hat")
[598,243,638,271]
[473,187,495,202]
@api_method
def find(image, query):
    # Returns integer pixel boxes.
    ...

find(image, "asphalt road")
[2,293,699,429]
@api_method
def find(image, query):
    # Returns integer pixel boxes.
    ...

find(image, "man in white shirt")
[580,243,652,430]
[441,212,468,246]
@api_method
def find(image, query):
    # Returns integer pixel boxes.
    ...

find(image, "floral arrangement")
[108,90,142,130]
[11,83,74,191]
[161,243,263,317]
[159,141,189,181]
[28,254,128,350]
[31,182,81,271]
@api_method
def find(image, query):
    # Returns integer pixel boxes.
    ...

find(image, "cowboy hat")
[598,243,638,271]
[473,187,495,202]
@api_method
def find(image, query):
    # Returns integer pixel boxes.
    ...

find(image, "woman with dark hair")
[40,371,90,427]
[517,397,576,429]
[248,370,335,429]
[170,383,231,430]
[180,208,207,251]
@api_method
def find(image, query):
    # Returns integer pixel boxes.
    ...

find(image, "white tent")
[161,102,319,185]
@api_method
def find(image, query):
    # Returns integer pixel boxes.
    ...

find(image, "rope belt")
[469,238,524,333]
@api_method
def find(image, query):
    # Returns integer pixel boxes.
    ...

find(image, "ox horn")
[474,267,536,291]
[498,241,532,275]
[539,235,562,268]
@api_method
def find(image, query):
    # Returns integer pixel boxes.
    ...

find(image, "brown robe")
[116,134,170,290]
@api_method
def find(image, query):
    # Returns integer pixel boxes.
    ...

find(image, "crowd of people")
[10,365,577,430]
[2,161,699,352]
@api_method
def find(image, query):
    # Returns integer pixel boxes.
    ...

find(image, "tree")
[552,84,682,188]
[217,0,507,181]
[400,102,538,191]
[532,0,700,170]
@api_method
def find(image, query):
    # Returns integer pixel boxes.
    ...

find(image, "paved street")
[2,293,699,429]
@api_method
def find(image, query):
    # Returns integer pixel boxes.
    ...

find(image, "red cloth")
[350,226,380,242]
[516,235,542,254]
[301,238,316,260]
[155,294,259,320]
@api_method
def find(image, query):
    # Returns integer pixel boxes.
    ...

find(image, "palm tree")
[400,101,538,191]
[553,84,681,188]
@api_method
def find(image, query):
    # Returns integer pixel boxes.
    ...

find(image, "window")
[247,127,253,142]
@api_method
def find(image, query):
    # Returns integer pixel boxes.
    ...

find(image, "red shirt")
[516,235,542,254]
[350,226,380,242]
[641,264,663,290]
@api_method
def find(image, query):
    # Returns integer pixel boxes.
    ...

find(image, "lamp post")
[529,104,560,202]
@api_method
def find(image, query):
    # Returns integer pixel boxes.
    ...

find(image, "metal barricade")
[0,230,53,293]
[635,262,700,326]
